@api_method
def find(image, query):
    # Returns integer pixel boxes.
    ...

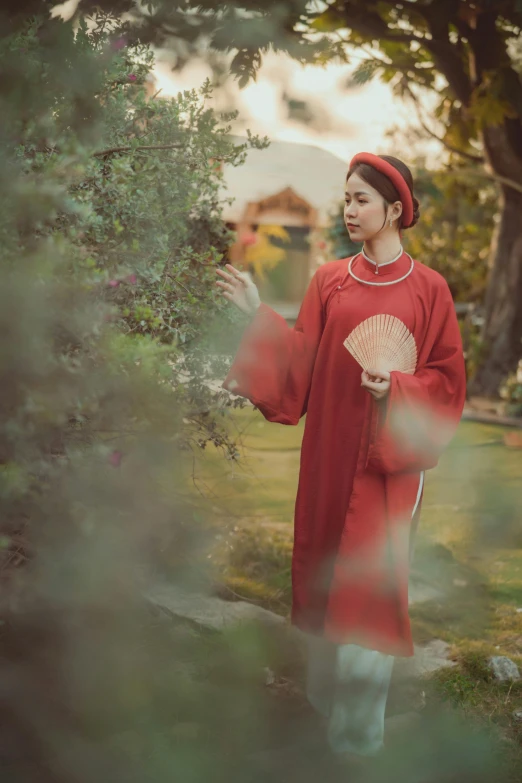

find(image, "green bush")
[0,15,268,574]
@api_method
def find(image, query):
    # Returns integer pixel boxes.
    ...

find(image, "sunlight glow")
[153,50,440,164]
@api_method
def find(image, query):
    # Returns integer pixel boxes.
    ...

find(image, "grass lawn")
[187,405,522,772]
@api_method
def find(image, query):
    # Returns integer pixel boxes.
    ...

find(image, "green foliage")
[326,204,360,260]
[0,15,267,599]
[345,58,382,87]
[405,164,497,303]
[500,361,522,417]
[304,0,522,154]
[461,317,489,385]
[1,16,270,480]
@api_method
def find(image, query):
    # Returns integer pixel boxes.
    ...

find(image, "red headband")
[349,152,414,228]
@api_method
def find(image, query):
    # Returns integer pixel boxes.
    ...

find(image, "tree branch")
[335,5,472,102]
[393,0,474,104]
[321,3,427,45]
[423,39,473,105]
[420,120,483,163]
[93,143,184,158]
[351,25,426,46]
[416,119,483,162]
[418,167,522,197]
[403,82,484,163]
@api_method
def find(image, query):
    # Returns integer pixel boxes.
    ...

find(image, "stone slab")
[146,583,285,631]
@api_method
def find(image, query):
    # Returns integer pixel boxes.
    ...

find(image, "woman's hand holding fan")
[360,369,391,401]
[344,315,417,402]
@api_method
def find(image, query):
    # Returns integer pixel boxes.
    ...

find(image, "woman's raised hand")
[215,264,261,317]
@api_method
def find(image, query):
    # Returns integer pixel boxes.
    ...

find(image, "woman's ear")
[392,200,403,222]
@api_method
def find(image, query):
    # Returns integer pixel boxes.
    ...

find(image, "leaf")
[309,9,345,33]
[469,91,518,128]
[345,58,382,87]
[231,48,263,88]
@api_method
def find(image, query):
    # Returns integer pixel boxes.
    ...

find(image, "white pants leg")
[327,643,394,756]
[306,635,394,756]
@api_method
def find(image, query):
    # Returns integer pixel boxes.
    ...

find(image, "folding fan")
[343,314,417,375]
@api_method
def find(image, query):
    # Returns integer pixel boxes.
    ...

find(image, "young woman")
[215,153,466,758]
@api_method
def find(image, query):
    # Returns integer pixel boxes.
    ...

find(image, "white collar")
[362,245,403,267]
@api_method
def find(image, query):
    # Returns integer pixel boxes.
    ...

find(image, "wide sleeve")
[222,270,325,425]
[366,282,466,475]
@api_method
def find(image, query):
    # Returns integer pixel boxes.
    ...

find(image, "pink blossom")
[241,232,258,247]
[108,279,120,288]
[128,74,137,82]
[317,240,327,251]
[109,450,123,468]
[126,274,137,285]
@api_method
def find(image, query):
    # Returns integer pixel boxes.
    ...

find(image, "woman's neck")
[362,235,402,265]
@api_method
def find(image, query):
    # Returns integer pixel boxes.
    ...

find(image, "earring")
[389,218,393,227]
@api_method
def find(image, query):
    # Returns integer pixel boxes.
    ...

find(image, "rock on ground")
[487,655,521,682]
[393,639,456,683]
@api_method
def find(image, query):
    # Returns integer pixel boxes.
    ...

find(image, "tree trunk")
[470,126,522,396]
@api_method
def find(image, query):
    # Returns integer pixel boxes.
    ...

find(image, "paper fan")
[343,314,417,375]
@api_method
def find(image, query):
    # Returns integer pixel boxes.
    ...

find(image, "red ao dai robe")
[223,252,467,657]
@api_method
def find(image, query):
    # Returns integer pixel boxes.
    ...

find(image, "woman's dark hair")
[346,155,420,230]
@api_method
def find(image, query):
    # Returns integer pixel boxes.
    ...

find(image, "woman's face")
[344,172,401,242]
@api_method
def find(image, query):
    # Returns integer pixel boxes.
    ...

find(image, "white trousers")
[306,634,394,756]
